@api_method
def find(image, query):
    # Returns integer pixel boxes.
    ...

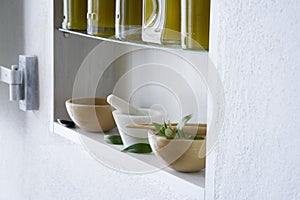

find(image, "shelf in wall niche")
[58,28,208,54]
[53,122,205,198]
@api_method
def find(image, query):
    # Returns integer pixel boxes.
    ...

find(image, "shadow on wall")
[0,0,25,119]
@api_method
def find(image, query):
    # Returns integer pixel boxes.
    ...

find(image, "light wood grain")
[126,123,207,136]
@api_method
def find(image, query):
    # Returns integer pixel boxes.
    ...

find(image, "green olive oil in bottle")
[62,0,87,30]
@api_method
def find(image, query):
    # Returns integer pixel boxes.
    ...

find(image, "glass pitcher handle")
[144,0,158,27]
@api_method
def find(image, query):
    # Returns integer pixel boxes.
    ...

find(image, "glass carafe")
[142,0,181,46]
[181,0,210,50]
[87,0,115,36]
[116,0,143,41]
[62,0,87,30]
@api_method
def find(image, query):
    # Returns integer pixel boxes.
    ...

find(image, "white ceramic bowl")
[112,109,163,148]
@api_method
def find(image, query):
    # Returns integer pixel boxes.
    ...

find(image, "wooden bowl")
[148,131,206,172]
[66,98,116,132]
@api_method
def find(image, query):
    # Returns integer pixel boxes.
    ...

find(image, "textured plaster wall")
[0,1,25,199]
[210,0,300,199]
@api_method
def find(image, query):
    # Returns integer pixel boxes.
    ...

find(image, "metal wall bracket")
[0,55,38,111]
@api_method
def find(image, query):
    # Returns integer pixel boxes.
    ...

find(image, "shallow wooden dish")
[148,131,206,172]
[66,98,116,132]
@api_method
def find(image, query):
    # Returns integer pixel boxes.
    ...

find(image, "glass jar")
[181,0,210,50]
[87,0,115,36]
[142,0,181,46]
[116,0,143,41]
[62,0,87,30]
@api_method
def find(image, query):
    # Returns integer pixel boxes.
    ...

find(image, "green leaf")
[168,121,175,133]
[163,122,168,129]
[159,127,166,135]
[176,114,193,139]
[104,135,123,145]
[153,123,165,136]
[121,143,152,154]
[153,123,162,132]
[188,136,205,140]
[165,127,175,139]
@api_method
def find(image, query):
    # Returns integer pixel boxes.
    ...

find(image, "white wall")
[0,1,25,199]
[210,0,300,199]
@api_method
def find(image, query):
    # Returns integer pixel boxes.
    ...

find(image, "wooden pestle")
[126,123,207,137]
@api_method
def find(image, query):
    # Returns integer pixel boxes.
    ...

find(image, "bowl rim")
[148,130,206,142]
[112,108,162,118]
[66,97,111,107]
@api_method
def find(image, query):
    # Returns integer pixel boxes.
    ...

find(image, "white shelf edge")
[57,28,208,55]
[53,122,205,198]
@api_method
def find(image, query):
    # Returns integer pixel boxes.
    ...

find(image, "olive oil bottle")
[62,0,87,30]
[116,0,143,41]
[182,0,210,50]
[87,0,115,37]
[161,0,181,45]
[142,0,181,46]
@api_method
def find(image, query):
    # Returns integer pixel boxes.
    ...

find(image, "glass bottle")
[87,0,116,37]
[181,0,210,50]
[116,0,143,41]
[142,0,181,46]
[62,0,87,30]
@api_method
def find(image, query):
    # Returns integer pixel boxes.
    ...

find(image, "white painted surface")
[53,122,205,195]
[54,26,208,200]
[209,0,300,199]
[0,1,25,199]
[56,38,208,123]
